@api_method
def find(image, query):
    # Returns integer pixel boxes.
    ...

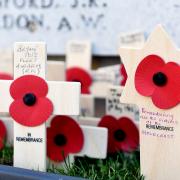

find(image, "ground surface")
[1,146,143,180]
[49,151,143,180]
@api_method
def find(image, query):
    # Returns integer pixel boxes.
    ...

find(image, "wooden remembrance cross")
[119,25,180,180]
[0,42,80,171]
[66,41,108,159]
[66,40,94,117]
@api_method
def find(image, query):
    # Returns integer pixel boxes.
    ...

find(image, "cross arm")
[0,80,80,115]
[76,126,108,159]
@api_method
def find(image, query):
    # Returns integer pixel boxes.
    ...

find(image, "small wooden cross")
[0,42,80,171]
[119,25,180,180]
[66,40,94,116]
[66,41,108,158]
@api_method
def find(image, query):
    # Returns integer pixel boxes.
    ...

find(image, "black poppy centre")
[23,93,37,106]
[54,134,67,146]
[114,129,126,142]
[73,79,80,82]
[153,72,167,87]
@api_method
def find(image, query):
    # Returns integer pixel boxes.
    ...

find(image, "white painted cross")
[66,40,94,116]
[66,40,108,158]
[0,42,80,171]
[119,25,180,180]
[66,41,108,157]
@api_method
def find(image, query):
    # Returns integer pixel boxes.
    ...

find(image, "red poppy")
[98,115,139,153]
[9,75,53,127]
[0,120,6,150]
[135,55,180,109]
[120,64,127,86]
[66,67,92,94]
[0,73,13,80]
[47,115,84,162]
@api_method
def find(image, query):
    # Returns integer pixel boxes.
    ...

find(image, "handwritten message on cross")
[106,85,139,122]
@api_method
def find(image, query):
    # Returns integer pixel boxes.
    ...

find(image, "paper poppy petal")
[135,55,165,96]
[63,117,84,152]
[66,67,92,94]
[47,116,84,162]
[151,62,180,109]
[98,115,139,153]
[162,62,180,95]
[47,127,69,162]
[10,75,48,99]
[51,116,84,153]
[0,73,13,80]
[117,117,139,152]
[0,120,6,150]
[47,131,69,162]
[98,115,119,153]
[50,115,65,127]
[47,145,69,162]
[120,64,127,86]
[152,87,179,109]
[10,98,53,127]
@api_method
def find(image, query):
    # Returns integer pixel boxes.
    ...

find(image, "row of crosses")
[0,42,108,171]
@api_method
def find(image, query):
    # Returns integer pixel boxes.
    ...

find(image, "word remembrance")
[0,42,80,171]
[119,25,180,180]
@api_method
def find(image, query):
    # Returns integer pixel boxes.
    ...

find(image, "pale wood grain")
[119,25,180,180]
